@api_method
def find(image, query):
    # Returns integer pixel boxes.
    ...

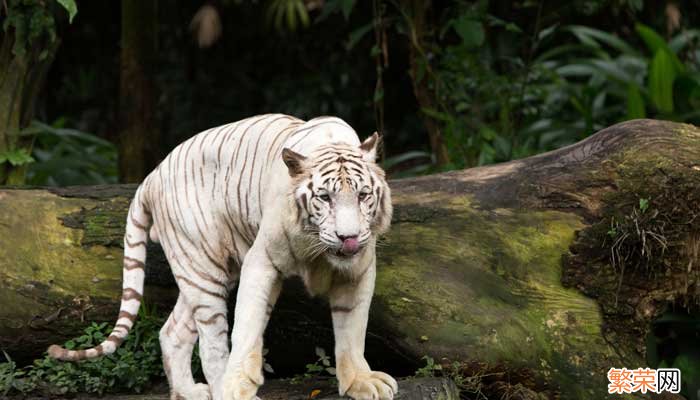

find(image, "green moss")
[0,191,124,298]
[63,197,130,247]
[556,125,700,397]
[375,194,616,398]
[0,190,175,358]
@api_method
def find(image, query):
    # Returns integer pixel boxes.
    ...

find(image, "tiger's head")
[282,133,392,268]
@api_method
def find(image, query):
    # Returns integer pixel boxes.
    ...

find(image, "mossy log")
[1,119,699,399]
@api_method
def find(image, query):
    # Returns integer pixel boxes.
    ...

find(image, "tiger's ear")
[360,132,380,162]
[282,148,307,177]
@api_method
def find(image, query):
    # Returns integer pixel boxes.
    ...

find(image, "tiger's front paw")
[344,371,398,400]
[222,352,264,400]
[171,383,211,400]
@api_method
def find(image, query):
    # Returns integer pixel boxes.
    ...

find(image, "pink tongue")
[341,238,360,255]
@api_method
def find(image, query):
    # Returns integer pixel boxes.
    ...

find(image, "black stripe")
[123,256,145,270]
[196,312,227,325]
[124,236,147,248]
[175,274,227,300]
[331,305,355,313]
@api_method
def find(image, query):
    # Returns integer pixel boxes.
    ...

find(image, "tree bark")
[1,119,699,399]
[404,0,451,168]
[117,0,160,183]
[0,26,60,184]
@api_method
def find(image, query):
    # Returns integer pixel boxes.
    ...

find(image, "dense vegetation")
[2,0,699,184]
[0,305,167,396]
[1,0,700,398]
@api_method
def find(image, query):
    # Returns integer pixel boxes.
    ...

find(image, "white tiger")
[48,114,396,400]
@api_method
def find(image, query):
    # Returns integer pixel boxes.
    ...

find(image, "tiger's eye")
[319,194,331,202]
[358,192,369,201]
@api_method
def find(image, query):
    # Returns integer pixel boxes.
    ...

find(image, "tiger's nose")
[336,233,360,255]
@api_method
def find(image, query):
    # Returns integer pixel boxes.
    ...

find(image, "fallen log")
[1,119,699,399]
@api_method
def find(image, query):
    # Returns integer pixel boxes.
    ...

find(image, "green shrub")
[24,118,118,186]
[0,305,176,396]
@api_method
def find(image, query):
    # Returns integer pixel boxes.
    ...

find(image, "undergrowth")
[414,356,490,400]
[601,162,700,304]
[290,347,336,384]
[0,304,182,396]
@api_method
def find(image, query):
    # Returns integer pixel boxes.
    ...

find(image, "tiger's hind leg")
[160,294,211,400]
[185,293,230,400]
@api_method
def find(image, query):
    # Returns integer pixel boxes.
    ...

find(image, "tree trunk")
[117,0,160,183]
[1,119,698,399]
[404,0,451,168]
[0,27,60,184]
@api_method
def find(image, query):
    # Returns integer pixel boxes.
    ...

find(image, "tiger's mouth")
[327,247,361,259]
[329,248,353,258]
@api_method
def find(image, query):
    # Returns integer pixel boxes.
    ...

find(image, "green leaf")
[668,29,700,53]
[636,23,684,72]
[339,0,355,19]
[0,149,34,166]
[452,17,484,49]
[420,107,451,122]
[346,22,373,51]
[383,151,431,170]
[626,84,646,119]
[648,50,677,114]
[537,24,558,42]
[567,25,639,56]
[316,0,356,22]
[588,59,635,84]
[286,0,297,31]
[55,0,78,23]
[484,15,522,33]
[294,0,309,28]
[639,198,649,213]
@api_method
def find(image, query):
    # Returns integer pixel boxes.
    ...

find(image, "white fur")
[55,114,395,400]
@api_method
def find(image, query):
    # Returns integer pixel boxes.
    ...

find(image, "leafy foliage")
[336,1,700,174]
[547,24,700,124]
[25,119,118,186]
[0,305,171,396]
[2,0,77,57]
[647,309,700,399]
[264,0,310,32]
[317,0,356,22]
[0,149,34,167]
[290,347,336,383]
[414,357,493,399]
[55,0,77,23]
[414,356,442,378]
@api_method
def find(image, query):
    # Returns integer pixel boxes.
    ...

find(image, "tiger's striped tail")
[48,185,151,361]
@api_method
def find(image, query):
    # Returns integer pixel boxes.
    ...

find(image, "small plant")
[414,356,442,378]
[262,348,274,374]
[446,362,493,400]
[639,197,649,213]
[0,149,34,169]
[0,352,32,396]
[291,347,336,384]
[607,196,668,280]
[414,357,495,399]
